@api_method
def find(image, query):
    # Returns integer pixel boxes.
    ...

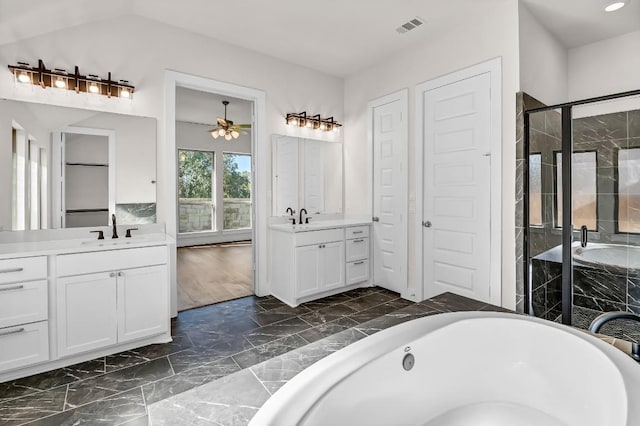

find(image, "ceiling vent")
[396,17,425,34]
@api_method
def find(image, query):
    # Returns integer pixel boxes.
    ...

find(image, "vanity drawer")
[0,321,49,373]
[346,259,369,285]
[346,226,369,239]
[56,245,168,277]
[0,256,47,284]
[0,280,48,329]
[295,228,344,247]
[346,237,369,262]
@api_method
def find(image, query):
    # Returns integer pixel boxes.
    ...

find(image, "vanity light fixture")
[8,59,135,100]
[286,112,342,132]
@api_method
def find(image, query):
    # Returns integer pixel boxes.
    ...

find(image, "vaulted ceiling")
[1,0,638,77]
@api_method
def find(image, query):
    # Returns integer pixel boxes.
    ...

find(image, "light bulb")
[605,1,626,11]
[211,131,219,139]
[18,72,31,83]
[54,77,66,89]
[120,88,130,98]
[218,129,225,137]
[320,123,327,131]
[225,133,232,141]
[231,130,240,139]
[305,120,312,128]
[89,82,99,93]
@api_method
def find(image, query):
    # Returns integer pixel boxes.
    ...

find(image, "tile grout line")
[248,366,273,397]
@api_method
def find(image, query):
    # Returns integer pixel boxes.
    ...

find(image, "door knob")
[422,220,432,228]
[372,217,380,222]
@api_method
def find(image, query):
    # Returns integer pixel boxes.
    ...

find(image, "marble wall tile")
[573,112,628,143]
[532,286,546,317]
[142,357,240,405]
[573,267,627,304]
[573,294,626,312]
[546,276,562,309]
[115,203,156,225]
[147,369,270,426]
[29,388,146,426]
[545,110,562,139]
[65,357,173,409]
[630,111,640,138]
[627,276,640,307]
[0,386,67,425]
[516,294,525,314]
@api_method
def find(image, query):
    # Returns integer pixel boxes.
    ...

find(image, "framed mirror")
[0,99,157,231]
[272,134,343,216]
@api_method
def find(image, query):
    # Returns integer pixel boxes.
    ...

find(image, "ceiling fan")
[209,100,251,140]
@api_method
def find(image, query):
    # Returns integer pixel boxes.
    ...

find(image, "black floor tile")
[0,385,67,425]
[243,317,312,347]
[232,335,308,369]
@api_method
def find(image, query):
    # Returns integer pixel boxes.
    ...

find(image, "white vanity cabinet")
[270,223,371,307]
[56,246,169,358]
[0,256,49,372]
[345,226,370,285]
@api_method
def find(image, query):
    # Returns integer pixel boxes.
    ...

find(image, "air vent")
[396,17,424,34]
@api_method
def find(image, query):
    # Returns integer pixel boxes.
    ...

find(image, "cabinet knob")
[109,272,116,278]
[117,271,124,277]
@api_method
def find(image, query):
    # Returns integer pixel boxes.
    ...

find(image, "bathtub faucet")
[580,225,588,248]
[589,311,640,362]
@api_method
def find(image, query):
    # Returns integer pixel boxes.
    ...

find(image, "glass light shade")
[305,120,312,128]
[120,88,131,98]
[231,130,240,139]
[218,129,226,137]
[211,131,219,139]
[224,133,232,141]
[88,82,100,94]
[17,72,31,83]
[54,77,66,89]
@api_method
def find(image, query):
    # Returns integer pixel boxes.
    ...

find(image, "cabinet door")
[57,273,117,357]
[117,265,169,343]
[321,241,345,291]
[295,245,321,297]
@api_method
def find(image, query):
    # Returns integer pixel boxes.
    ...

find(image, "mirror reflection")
[272,134,343,216]
[0,99,157,231]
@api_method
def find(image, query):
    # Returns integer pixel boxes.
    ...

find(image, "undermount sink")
[80,237,148,246]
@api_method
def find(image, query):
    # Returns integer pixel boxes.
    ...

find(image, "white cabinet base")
[0,330,171,383]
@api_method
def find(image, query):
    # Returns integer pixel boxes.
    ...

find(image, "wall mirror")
[272,134,343,216]
[0,98,157,231]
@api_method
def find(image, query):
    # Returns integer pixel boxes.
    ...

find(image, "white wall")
[344,0,520,308]
[518,2,568,105]
[568,30,640,101]
[0,14,344,229]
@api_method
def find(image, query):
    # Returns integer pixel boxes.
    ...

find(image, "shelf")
[65,162,109,167]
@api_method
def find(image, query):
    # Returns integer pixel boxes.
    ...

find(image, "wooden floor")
[177,241,253,311]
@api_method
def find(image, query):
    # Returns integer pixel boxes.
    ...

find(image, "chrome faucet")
[111,214,118,239]
[299,208,308,225]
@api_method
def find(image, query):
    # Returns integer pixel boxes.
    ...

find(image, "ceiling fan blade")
[217,117,228,127]
[236,124,252,129]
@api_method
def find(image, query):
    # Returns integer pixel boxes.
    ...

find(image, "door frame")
[367,89,409,298]
[414,58,502,305]
[164,70,267,316]
[52,126,116,228]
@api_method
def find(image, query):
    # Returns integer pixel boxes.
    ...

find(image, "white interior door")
[371,90,407,294]
[422,73,492,302]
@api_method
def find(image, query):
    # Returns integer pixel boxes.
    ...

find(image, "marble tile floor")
[0,286,417,425]
[147,292,510,426]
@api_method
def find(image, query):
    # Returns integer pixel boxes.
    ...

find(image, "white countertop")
[269,218,371,233]
[0,233,172,259]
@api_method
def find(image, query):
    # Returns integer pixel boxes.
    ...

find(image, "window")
[618,148,640,233]
[556,151,597,230]
[223,153,252,230]
[529,154,542,226]
[178,150,215,233]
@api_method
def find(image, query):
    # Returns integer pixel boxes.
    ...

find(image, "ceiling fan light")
[211,131,219,139]
[218,129,225,137]
[224,133,232,141]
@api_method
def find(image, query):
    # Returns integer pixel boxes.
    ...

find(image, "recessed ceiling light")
[604,1,628,11]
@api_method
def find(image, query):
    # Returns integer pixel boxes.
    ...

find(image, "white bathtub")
[250,312,640,426]
[574,243,640,271]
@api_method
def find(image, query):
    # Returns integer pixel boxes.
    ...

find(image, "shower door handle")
[580,225,588,248]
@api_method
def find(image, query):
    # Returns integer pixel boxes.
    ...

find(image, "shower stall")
[523,89,640,342]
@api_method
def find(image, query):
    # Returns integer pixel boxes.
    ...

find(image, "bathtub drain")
[402,353,415,371]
